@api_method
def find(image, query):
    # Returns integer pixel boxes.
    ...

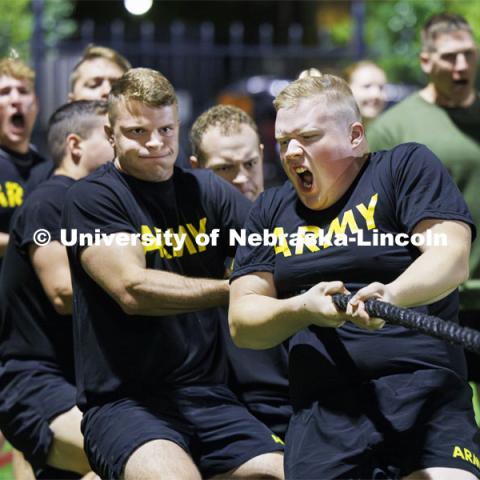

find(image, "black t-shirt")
[25,159,56,195]
[0,175,75,381]
[231,143,476,409]
[0,145,47,234]
[220,314,289,404]
[446,94,480,144]
[62,162,250,408]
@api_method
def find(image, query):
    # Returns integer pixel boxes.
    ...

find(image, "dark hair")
[47,100,108,166]
[421,13,473,52]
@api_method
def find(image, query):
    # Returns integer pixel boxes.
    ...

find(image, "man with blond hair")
[190,104,291,439]
[0,58,46,262]
[27,45,131,194]
[62,68,284,480]
[229,74,479,479]
[68,44,131,102]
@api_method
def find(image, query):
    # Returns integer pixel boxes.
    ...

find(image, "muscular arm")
[80,233,229,316]
[29,242,73,315]
[229,273,379,349]
[0,232,9,257]
[348,219,471,317]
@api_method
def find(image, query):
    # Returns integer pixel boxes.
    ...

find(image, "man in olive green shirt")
[368,12,480,389]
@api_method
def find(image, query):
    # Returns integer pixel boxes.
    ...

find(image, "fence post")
[170,20,186,85]
[229,22,244,81]
[31,0,45,95]
[80,19,95,45]
[351,0,366,60]
[110,19,125,54]
[140,21,155,68]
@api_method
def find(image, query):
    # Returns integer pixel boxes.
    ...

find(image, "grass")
[0,441,13,480]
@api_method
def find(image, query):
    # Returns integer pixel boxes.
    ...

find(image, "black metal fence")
[35,6,366,124]
[31,3,367,184]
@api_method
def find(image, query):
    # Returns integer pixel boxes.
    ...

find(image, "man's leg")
[403,467,478,479]
[173,385,284,479]
[122,439,201,480]
[47,406,91,475]
[210,451,284,479]
[12,449,35,480]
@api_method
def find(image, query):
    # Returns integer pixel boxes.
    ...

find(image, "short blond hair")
[190,105,259,165]
[297,67,322,79]
[108,68,177,125]
[273,74,361,123]
[69,44,131,91]
[0,58,35,85]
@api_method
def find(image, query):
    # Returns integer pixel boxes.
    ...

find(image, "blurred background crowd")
[4,0,478,187]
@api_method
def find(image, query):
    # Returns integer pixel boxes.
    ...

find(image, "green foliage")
[365,0,480,84]
[0,0,31,60]
[0,0,76,62]
[330,17,354,46]
[43,0,76,49]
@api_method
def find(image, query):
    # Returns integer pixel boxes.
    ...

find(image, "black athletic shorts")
[0,359,77,475]
[82,384,284,479]
[243,399,291,440]
[285,369,480,479]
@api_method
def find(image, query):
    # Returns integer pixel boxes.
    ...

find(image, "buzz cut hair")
[107,68,177,126]
[421,13,473,52]
[273,74,361,124]
[190,104,259,166]
[0,58,35,86]
[69,44,131,92]
[47,100,108,166]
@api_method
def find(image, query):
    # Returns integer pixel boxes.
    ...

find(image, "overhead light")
[124,0,153,15]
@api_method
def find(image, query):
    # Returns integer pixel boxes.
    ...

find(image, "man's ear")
[420,52,433,75]
[66,133,82,163]
[104,124,114,146]
[190,155,200,169]
[350,122,365,148]
[259,143,265,163]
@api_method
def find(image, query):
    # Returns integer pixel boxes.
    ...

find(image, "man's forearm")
[229,293,311,349]
[0,232,9,257]
[120,269,230,316]
[388,246,469,308]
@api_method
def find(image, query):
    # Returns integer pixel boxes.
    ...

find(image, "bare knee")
[122,439,201,480]
[47,406,90,475]
[12,449,36,480]
[403,467,478,480]
[212,451,284,480]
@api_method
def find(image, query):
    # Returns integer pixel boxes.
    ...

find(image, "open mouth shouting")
[10,112,26,131]
[294,166,314,192]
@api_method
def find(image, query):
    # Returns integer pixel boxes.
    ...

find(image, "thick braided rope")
[332,294,480,354]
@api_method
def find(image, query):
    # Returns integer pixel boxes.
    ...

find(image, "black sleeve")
[62,180,136,258]
[15,190,63,247]
[230,192,276,282]
[392,143,476,239]
[205,172,252,257]
[208,171,252,230]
